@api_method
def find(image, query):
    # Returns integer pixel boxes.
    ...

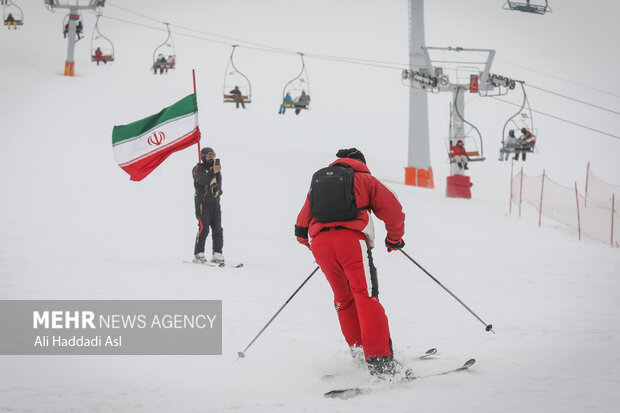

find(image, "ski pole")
[237,265,321,360]
[399,249,494,333]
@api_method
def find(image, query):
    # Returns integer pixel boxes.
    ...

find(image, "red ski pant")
[311,228,392,359]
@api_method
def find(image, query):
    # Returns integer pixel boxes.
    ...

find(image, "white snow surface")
[1,1,619,412]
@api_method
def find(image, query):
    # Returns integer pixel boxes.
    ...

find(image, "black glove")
[385,237,405,252]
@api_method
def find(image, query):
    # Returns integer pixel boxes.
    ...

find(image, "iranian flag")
[112,93,200,181]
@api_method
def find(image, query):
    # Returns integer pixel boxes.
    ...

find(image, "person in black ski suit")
[192,147,224,264]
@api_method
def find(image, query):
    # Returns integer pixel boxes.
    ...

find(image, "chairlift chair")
[90,15,114,64]
[152,22,176,74]
[499,82,539,161]
[3,0,23,29]
[281,53,311,114]
[446,135,486,164]
[222,45,252,105]
[503,1,551,15]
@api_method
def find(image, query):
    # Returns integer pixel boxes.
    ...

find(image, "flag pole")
[192,69,201,161]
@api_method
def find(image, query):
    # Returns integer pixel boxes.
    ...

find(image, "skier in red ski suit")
[295,148,406,376]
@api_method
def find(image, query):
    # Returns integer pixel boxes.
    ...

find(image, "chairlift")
[503,1,551,15]
[3,0,23,29]
[222,45,252,106]
[281,53,311,115]
[90,15,114,64]
[448,88,485,167]
[152,22,175,75]
[446,134,486,167]
[499,82,539,161]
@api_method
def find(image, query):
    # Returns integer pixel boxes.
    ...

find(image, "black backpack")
[309,164,364,222]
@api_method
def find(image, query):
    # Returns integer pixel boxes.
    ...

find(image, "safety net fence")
[510,165,619,246]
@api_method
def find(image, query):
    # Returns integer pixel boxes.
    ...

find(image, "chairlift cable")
[101,2,620,115]
[99,5,406,71]
[496,58,620,100]
[491,96,620,140]
[526,84,620,116]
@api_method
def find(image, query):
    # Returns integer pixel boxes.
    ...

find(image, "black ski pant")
[194,199,223,255]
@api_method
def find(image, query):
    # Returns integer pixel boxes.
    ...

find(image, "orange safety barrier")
[404,166,434,189]
[64,61,75,76]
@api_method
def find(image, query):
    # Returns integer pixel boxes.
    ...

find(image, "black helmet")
[200,147,215,163]
[521,128,527,134]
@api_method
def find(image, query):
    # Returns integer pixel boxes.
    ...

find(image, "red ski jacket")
[450,143,467,158]
[295,158,405,249]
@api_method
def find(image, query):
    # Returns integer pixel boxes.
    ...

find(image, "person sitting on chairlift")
[229,86,246,109]
[153,54,167,75]
[294,90,310,115]
[76,21,83,40]
[94,47,106,65]
[500,129,519,161]
[5,13,17,30]
[278,92,293,114]
[450,139,469,170]
[166,55,175,72]
[515,128,535,161]
[63,22,69,38]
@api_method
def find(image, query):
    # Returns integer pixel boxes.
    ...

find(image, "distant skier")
[295,148,406,377]
[450,139,469,170]
[193,147,225,264]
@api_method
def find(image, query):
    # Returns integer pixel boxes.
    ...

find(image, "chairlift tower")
[44,0,106,76]
[403,44,516,198]
[405,0,433,188]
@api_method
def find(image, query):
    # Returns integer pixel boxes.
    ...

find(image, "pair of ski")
[184,260,244,268]
[323,348,475,399]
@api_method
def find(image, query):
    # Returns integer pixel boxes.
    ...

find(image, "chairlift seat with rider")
[223,46,252,105]
[91,15,114,63]
[3,0,23,28]
[503,1,551,15]
[446,136,486,164]
[223,93,251,104]
[152,23,175,74]
[281,53,311,114]
[499,82,540,161]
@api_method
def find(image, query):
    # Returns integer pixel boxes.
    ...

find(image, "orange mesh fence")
[511,166,618,246]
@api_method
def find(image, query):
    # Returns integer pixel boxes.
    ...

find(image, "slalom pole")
[399,249,494,333]
[192,69,201,161]
[237,265,321,360]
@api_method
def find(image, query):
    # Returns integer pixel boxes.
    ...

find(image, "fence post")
[519,167,524,217]
[612,194,616,247]
[509,158,514,215]
[574,182,581,241]
[539,170,546,227]
[585,161,590,208]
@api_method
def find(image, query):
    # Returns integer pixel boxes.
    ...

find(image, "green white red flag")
[112,94,200,181]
